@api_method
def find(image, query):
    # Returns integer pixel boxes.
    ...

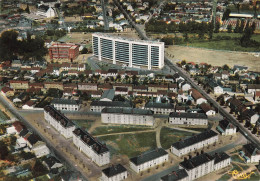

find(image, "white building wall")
[100,171,127,181]
[251,155,260,163]
[169,117,208,126]
[53,103,80,111]
[214,158,231,171]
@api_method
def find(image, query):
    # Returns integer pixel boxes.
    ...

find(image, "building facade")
[92,33,164,70]
[72,128,110,166]
[101,108,154,126]
[130,148,168,173]
[90,101,132,112]
[100,164,127,181]
[44,105,75,139]
[49,43,79,60]
[217,119,237,136]
[171,130,218,157]
[51,98,80,111]
[169,112,208,126]
[144,102,174,115]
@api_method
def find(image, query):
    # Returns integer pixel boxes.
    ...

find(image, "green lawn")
[72,120,94,130]
[160,127,194,149]
[182,127,208,132]
[98,132,156,158]
[231,154,245,164]
[92,125,153,136]
[182,39,260,52]
[246,170,260,181]
[217,173,231,181]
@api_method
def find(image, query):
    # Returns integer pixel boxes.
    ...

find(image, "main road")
[114,0,260,150]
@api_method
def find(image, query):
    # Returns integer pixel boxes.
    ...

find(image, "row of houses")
[43,105,110,166]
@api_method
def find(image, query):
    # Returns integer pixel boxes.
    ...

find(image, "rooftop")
[90,101,132,108]
[172,130,218,150]
[145,101,174,109]
[180,153,214,170]
[169,112,207,119]
[51,98,79,105]
[102,164,127,178]
[130,148,168,166]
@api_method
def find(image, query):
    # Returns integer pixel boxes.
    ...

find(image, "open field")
[92,125,153,136]
[160,127,194,149]
[167,45,260,71]
[98,132,156,158]
[72,119,94,130]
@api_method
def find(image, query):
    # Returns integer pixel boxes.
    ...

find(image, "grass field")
[160,127,194,149]
[72,120,94,130]
[92,125,153,136]
[98,132,156,158]
[231,154,245,164]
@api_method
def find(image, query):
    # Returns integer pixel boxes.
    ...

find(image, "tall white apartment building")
[92,33,164,70]
[130,148,169,173]
[171,130,218,157]
[44,105,75,139]
[72,128,110,166]
[101,108,154,126]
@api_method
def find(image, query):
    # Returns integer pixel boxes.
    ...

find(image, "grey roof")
[90,101,132,108]
[73,128,109,155]
[219,119,235,130]
[100,89,115,101]
[172,130,218,150]
[44,105,75,128]
[145,102,174,109]
[51,98,79,105]
[102,164,127,178]
[130,148,168,166]
[101,108,153,115]
[169,112,207,119]
[180,153,214,170]
[213,152,230,164]
[161,169,188,181]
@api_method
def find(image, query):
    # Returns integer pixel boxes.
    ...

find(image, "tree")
[239,19,245,33]
[214,21,220,33]
[227,24,232,33]
[223,64,229,71]
[208,22,214,39]
[0,30,19,61]
[234,20,240,33]
[25,4,30,14]
[32,160,48,177]
[222,9,231,21]
[81,47,88,54]
[181,60,186,66]
[0,141,9,160]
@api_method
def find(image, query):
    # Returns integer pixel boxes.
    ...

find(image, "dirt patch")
[166,45,260,71]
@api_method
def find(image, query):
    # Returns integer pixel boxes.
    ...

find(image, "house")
[213,152,231,171]
[78,83,97,91]
[10,80,29,90]
[100,89,115,102]
[208,81,223,95]
[43,156,63,170]
[241,143,260,163]
[171,130,218,157]
[1,87,14,97]
[44,82,63,90]
[189,88,207,105]
[90,101,132,112]
[6,121,25,135]
[44,105,75,139]
[200,103,216,116]
[160,169,189,181]
[11,60,22,68]
[248,84,260,94]
[181,82,191,92]
[101,164,127,181]
[22,100,36,109]
[26,134,50,158]
[169,112,208,126]
[72,128,110,166]
[217,119,237,135]
[101,108,154,126]
[115,87,128,96]
[144,102,175,115]
[51,98,80,111]
[221,70,229,79]
[130,148,169,173]
[241,109,259,124]
[169,84,178,92]
[36,5,56,18]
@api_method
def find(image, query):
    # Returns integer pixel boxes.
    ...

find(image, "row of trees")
[0,30,47,62]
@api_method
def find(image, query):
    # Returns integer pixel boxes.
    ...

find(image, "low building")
[43,156,63,170]
[6,121,25,135]
[22,100,36,110]
[101,164,127,181]
[51,98,80,111]
[101,108,154,126]
[36,5,56,18]
[1,87,14,97]
[100,89,115,102]
[130,148,168,173]
[49,43,79,61]
[200,103,216,116]
[189,88,207,105]
[169,112,208,126]
[241,143,260,163]
[9,80,29,90]
[179,152,230,181]
[144,102,174,114]
[171,130,218,157]
[72,128,110,166]
[90,101,132,112]
[160,169,188,181]
[78,83,97,91]
[213,152,231,171]
[44,105,75,139]
[26,134,50,158]
[217,119,237,135]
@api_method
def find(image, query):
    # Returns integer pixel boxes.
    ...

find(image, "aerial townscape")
[0,0,260,181]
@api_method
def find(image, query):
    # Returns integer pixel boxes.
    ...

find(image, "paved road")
[0,94,88,180]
